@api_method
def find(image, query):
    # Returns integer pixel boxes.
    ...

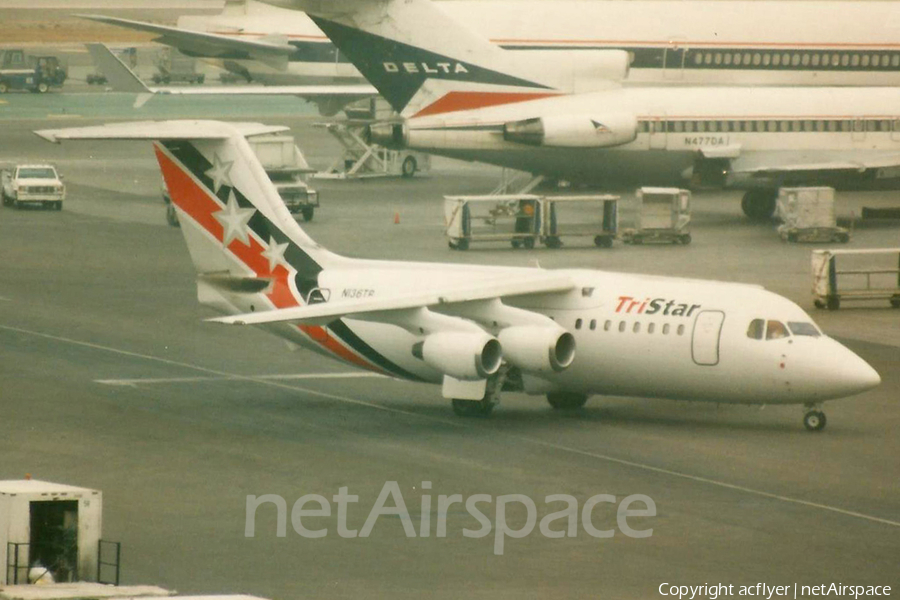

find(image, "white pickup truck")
[2,164,65,210]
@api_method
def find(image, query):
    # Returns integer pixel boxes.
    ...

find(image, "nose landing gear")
[803,404,827,431]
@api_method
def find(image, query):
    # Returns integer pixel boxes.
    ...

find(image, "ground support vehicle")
[163,133,318,225]
[0,50,66,93]
[619,187,692,245]
[776,186,850,243]
[812,248,900,310]
[445,194,618,250]
[312,122,430,180]
[1,165,65,210]
[151,48,204,85]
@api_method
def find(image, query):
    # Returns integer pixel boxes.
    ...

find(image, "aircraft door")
[649,117,667,150]
[663,39,687,80]
[852,118,866,143]
[691,310,725,366]
[891,118,900,141]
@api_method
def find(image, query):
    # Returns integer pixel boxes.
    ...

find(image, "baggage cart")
[541,195,618,248]
[444,195,541,251]
[811,248,900,310]
[444,194,618,250]
[777,186,849,243]
[620,187,691,244]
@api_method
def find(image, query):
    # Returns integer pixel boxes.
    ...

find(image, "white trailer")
[0,480,102,585]
[776,186,849,243]
[812,248,900,310]
[620,187,691,245]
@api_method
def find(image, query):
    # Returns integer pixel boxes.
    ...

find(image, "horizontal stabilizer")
[79,14,296,58]
[208,272,575,326]
[34,120,290,144]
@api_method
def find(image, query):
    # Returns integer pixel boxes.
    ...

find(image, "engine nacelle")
[503,113,638,148]
[366,122,407,149]
[412,332,502,381]
[498,326,576,374]
[514,50,631,92]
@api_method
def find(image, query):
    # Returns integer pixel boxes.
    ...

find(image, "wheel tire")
[55,201,62,211]
[451,398,494,418]
[803,410,827,432]
[401,155,417,179]
[14,199,21,209]
[545,236,562,249]
[889,295,900,309]
[547,392,589,410]
[787,232,798,243]
[457,238,469,251]
[826,296,840,311]
[814,299,826,309]
[523,237,535,249]
[511,240,521,249]
[836,232,850,243]
[679,233,692,245]
[37,82,49,93]
[0,82,8,93]
[741,190,777,221]
[301,206,315,222]
[165,204,180,228]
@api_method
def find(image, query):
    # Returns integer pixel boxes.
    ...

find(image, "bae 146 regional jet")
[266,0,900,220]
[35,120,880,430]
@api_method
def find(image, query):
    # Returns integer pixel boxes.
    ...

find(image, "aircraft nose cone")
[819,342,881,397]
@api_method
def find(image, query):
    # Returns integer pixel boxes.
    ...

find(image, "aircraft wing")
[208,272,576,326]
[730,152,900,176]
[80,14,295,65]
[85,43,376,112]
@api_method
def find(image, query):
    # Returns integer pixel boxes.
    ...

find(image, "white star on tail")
[214,191,255,246]
[261,236,289,272]
[205,154,234,194]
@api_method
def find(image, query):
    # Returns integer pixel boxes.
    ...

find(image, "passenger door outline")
[691,310,725,366]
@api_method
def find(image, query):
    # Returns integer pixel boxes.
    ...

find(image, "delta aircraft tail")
[286,0,569,117]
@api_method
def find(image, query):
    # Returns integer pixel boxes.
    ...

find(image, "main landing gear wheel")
[741,190,777,221]
[546,392,589,410]
[803,410,827,432]
[452,398,495,417]
[401,155,417,179]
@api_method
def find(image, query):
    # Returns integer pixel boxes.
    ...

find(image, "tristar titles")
[616,295,702,317]
[383,62,469,75]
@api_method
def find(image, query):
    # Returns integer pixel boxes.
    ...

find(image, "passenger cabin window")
[747,319,765,340]
[604,320,612,332]
[648,323,656,334]
[619,321,627,333]
[677,325,685,336]
[575,318,583,330]
[788,322,821,337]
[663,324,670,335]
[766,320,790,340]
[590,319,597,331]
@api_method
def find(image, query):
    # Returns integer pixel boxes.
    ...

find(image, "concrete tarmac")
[1,106,898,599]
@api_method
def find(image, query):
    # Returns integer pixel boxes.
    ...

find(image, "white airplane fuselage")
[185,1,900,87]
[396,86,900,188]
[257,262,876,406]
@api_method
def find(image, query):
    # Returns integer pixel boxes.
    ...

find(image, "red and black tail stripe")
[157,139,425,382]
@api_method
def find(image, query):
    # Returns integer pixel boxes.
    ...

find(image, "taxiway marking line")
[3,322,898,531]
[95,372,385,386]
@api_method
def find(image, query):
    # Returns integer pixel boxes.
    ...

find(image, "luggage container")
[620,187,691,244]
[444,194,618,250]
[812,248,900,310]
[1,480,103,585]
[777,186,849,243]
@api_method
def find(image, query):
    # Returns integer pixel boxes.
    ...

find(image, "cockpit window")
[788,322,821,337]
[746,319,765,340]
[766,320,790,340]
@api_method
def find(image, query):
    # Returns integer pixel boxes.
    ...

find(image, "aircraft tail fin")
[298,0,560,118]
[35,120,344,315]
[85,43,152,94]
